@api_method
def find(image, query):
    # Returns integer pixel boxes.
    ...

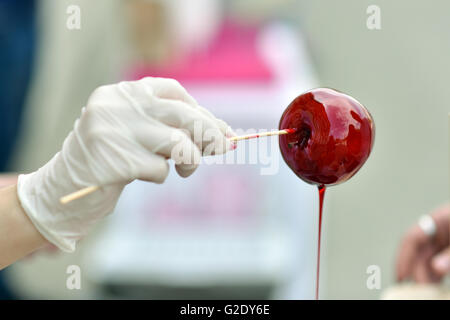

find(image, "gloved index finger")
[140,77,198,107]
[133,122,202,178]
[144,97,234,153]
[137,77,234,137]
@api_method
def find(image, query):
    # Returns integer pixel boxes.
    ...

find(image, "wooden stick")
[60,186,99,204]
[228,128,296,141]
[59,128,296,204]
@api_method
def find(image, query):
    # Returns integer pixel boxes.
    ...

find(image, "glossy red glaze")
[279,88,375,186]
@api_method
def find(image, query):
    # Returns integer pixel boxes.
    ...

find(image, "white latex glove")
[17,77,236,252]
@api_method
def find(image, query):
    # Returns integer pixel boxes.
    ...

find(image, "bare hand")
[396,204,450,283]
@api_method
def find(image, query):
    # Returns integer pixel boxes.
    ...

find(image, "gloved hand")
[17,77,236,252]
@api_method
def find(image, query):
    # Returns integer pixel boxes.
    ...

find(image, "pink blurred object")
[127,21,274,84]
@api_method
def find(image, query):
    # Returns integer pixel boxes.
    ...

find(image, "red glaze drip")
[316,185,326,300]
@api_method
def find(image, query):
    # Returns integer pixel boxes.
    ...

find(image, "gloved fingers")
[200,123,237,156]
[138,77,234,136]
[140,77,198,107]
[118,78,236,139]
[144,97,235,155]
[135,152,170,184]
[194,104,235,137]
[134,123,202,178]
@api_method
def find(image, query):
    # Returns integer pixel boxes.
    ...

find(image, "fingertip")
[431,254,450,275]
[211,137,236,155]
[154,161,170,184]
[139,158,170,184]
[144,77,198,106]
[395,264,405,283]
[175,163,198,178]
[225,125,237,138]
[226,138,237,152]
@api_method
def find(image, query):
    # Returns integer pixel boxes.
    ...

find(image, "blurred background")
[0,0,448,299]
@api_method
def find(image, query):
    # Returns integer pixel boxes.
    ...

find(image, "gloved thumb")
[432,247,450,275]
